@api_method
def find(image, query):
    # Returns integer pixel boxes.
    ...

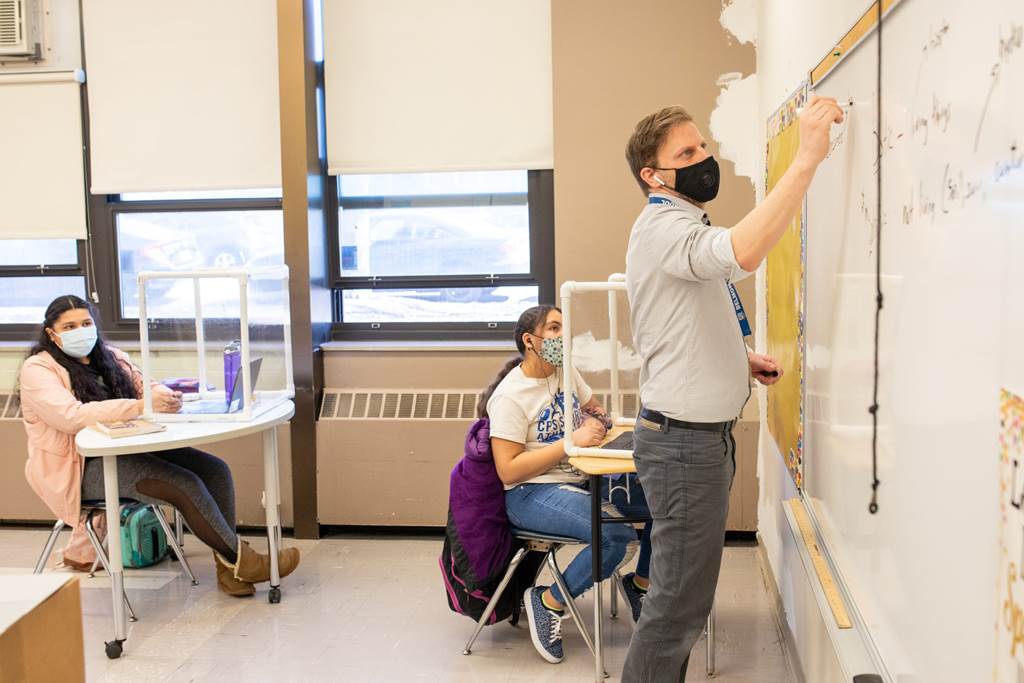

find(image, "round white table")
[75,400,295,659]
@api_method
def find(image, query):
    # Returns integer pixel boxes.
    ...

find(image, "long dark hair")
[23,295,138,403]
[477,304,559,419]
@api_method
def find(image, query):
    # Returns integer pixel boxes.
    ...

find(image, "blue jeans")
[505,475,653,604]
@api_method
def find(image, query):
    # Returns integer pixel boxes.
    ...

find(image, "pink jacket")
[19,347,148,526]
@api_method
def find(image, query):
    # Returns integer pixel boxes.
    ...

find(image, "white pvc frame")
[138,266,295,423]
[560,273,634,459]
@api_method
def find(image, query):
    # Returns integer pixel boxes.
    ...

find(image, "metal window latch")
[487,322,498,329]
[370,323,381,329]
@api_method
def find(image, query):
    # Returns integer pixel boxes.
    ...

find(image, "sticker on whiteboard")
[997,388,1024,678]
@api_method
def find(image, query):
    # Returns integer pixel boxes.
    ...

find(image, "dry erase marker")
[795,99,857,116]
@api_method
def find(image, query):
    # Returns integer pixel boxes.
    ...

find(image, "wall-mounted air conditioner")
[0,0,41,59]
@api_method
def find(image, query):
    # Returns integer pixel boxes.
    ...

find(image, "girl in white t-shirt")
[482,305,652,664]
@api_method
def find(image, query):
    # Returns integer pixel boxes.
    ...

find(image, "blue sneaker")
[524,586,564,663]
[620,572,647,623]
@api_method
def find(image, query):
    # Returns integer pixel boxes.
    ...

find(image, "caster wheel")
[105,640,123,659]
[509,607,521,627]
[169,554,179,562]
[269,587,281,604]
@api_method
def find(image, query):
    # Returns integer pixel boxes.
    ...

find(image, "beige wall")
[550,0,757,340]
[548,0,761,518]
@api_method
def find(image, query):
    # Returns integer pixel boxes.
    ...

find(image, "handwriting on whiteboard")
[994,143,1024,183]
[974,23,1024,152]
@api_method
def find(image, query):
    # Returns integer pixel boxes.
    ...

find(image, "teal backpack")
[119,503,169,568]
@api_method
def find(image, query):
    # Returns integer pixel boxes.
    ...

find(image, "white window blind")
[0,73,87,240]
[81,0,282,194]
[323,0,553,175]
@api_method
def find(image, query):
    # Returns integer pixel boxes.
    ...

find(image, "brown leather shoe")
[233,540,300,584]
[215,552,255,597]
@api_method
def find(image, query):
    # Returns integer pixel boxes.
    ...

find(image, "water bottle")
[223,340,241,407]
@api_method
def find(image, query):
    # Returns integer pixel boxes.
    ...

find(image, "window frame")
[0,240,90,341]
[87,192,285,342]
[327,168,555,341]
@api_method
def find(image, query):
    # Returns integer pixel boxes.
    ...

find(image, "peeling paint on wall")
[713,1,759,189]
[720,0,757,46]
[571,332,641,373]
[709,71,760,188]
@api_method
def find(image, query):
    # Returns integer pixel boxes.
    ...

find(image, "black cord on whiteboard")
[869,0,883,515]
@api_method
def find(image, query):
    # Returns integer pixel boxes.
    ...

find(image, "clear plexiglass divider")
[137,266,294,423]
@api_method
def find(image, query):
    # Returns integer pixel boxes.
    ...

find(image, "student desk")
[75,400,294,659]
[569,426,717,683]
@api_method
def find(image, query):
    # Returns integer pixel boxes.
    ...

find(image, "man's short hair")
[625,106,694,195]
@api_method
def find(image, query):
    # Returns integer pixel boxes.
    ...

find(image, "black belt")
[638,408,734,433]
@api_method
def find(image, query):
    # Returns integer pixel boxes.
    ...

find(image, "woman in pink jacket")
[19,295,299,597]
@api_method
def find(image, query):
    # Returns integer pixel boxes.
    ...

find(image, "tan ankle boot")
[215,552,255,597]
[233,540,301,584]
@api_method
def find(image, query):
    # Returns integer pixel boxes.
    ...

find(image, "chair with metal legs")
[88,508,192,572]
[462,528,598,658]
[608,571,718,676]
[33,501,199,624]
[82,506,198,585]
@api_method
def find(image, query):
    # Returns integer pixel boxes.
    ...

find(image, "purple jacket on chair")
[445,418,513,589]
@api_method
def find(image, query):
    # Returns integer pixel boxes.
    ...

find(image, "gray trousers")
[621,418,736,683]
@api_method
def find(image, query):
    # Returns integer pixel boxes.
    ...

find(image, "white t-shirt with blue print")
[486,365,593,490]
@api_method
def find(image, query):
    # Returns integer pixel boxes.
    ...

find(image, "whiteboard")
[802,1,1024,681]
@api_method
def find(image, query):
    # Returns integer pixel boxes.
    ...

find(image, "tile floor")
[0,528,796,683]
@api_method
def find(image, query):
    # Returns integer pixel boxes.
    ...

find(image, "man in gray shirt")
[621,97,843,682]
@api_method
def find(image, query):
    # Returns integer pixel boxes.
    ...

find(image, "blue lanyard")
[727,282,752,337]
[648,196,752,338]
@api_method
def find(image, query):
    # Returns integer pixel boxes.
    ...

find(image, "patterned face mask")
[536,335,563,367]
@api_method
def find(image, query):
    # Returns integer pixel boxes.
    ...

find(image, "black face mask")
[655,156,721,203]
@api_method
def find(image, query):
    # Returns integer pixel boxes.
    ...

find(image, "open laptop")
[180,357,263,415]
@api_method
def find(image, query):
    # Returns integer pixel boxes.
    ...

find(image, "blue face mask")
[57,326,98,359]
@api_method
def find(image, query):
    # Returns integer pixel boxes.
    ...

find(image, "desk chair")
[33,501,198,623]
[84,509,191,579]
[462,528,598,658]
[608,571,717,676]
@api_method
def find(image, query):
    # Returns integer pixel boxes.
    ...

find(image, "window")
[0,276,88,326]
[119,189,283,201]
[0,240,87,328]
[115,210,284,319]
[88,191,285,337]
[0,240,80,267]
[331,169,554,338]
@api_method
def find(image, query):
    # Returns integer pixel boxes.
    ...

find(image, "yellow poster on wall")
[765,85,808,489]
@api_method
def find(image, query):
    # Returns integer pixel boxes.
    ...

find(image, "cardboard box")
[0,575,85,683]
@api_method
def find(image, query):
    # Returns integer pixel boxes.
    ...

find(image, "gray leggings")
[81,447,239,563]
